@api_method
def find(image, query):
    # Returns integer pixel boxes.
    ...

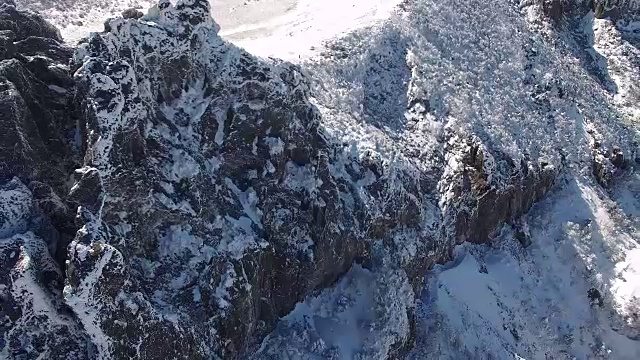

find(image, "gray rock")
[68,0,364,357]
[0,3,78,267]
[0,1,62,41]
[121,8,144,20]
[536,0,640,22]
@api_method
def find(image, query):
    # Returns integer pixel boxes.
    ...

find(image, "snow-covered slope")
[248,0,640,357]
[14,0,402,59]
[13,0,154,44]
[219,0,404,60]
[410,170,640,359]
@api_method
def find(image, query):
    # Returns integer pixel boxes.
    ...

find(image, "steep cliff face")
[269,0,638,355]
[63,0,578,356]
[1,0,638,358]
[66,1,369,357]
[0,1,90,358]
[0,0,79,265]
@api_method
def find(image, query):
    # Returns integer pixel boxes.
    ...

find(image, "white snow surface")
[218,0,403,59]
[15,0,402,60]
[14,0,155,44]
[254,265,415,359]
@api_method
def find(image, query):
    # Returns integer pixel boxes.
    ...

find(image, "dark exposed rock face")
[121,8,144,20]
[593,0,640,19]
[0,1,62,41]
[0,2,89,358]
[592,143,626,187]
[0,0,79,266]
[586,123,629,188]
[539,0,571,21]
[441,135,558,245]
[537,0,640,22]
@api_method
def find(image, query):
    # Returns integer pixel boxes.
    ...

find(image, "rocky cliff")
[1,0,638,359]
[0,0,90,357]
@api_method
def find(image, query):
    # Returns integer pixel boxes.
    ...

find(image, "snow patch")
[0,178,33,239]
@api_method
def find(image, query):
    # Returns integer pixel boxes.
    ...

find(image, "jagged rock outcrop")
[593,0,640,19]
[67,1,375,357]
[64,1,564,356]
[4,0,636,358]
[439,134,558,245]
[591,140,626,187]
[0,2,88,358]
[0,0,79,265]
[62,0,558,356]
[536,0,640,21]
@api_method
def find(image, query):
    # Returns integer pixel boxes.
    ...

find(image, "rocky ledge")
[0,0,637,359]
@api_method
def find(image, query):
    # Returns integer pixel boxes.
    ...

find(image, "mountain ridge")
[0,0,639,358]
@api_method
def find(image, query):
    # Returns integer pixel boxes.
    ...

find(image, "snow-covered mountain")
[1,0,639,359]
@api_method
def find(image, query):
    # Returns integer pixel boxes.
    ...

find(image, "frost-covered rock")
[66,0,381,357]
[0,0,79,267]
[0,178,90,359]
[1,0,638,358]
[62,0,635,356]
[0,5,87,358]
[0,233,90,359]
[304,0,638,354]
